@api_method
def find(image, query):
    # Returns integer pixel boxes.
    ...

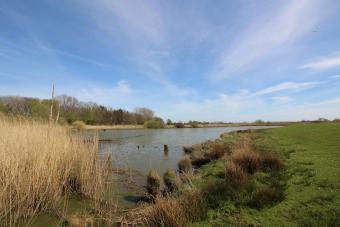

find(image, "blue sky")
[1,0,340,122]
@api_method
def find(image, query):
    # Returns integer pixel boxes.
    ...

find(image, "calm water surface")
[97,126,275,176]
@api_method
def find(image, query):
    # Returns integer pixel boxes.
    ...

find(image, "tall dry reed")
[0,117,106,225]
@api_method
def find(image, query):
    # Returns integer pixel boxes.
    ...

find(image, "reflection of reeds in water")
[0,117,106,225]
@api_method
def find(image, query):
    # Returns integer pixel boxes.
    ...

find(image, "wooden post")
[164,144,169,156]
[49,83,55,123]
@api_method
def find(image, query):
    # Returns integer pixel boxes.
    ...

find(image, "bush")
[174,122,185,128]
[144,119,165,129]
[163,170,179,193]
[178,158,192,173]
[72,120,86,130]
[261,153,284,171]
[225,161,248,187]
[146,170,161,198]
[232,150,261,174]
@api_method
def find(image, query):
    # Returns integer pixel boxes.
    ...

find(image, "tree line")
[0,95,158,125]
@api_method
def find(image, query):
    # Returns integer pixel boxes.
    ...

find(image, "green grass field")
[191,123,340,226]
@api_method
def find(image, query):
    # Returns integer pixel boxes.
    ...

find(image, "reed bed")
[0,117,106,225]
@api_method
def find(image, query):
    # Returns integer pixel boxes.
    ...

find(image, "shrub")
[232,150,261,174]
[261,153,284,171]
[72,120,86,130]
[178,158,192,173]
[144,119,165,129]
[163,170,179,193]
[225,161,248,186]
[249,186,285,208]
[174,122,185,128]
[146,170,161,198]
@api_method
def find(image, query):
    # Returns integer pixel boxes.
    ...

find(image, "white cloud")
[211,0,321,80]
[300,53,340,70]
[255,82,318,95]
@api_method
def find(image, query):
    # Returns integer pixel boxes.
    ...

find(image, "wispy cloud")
[272,96,291,104]
[300,53,340,70]
[255,82,318,95]
[330,74,340,79]
[210,0,321,80]
[79,80,137,106]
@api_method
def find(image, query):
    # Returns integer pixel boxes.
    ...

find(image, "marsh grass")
[178,158,192,173]
[146,170,161,198]
[0,117,106,225]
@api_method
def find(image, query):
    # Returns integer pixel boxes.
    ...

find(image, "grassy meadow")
[188,123,340,226]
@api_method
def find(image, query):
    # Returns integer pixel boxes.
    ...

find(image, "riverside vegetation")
[1,113,339,226]
[121,123,340,226]
[0,117,110,226]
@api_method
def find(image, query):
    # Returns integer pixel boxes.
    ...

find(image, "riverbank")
[84,122,289,130]
[119,122,340,226]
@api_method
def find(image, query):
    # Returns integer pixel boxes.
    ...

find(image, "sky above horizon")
[1,0,340,122]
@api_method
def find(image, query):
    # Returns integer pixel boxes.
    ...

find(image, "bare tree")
[134,107,155,120]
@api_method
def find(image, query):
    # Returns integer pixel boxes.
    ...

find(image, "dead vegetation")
[0,117,106,225]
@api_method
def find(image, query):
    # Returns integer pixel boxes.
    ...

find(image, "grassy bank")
[0,117,108,226]
[191,123,340,226]
[126,123,340,226]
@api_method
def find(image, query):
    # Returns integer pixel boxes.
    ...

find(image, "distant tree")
[166,119,173,125]
[317,118,329,122]
[144,118,165,129]
[174,122,185,128]
[254,120,264,124]
[134,107,154,120]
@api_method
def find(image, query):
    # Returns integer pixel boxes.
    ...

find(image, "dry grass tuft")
[123,189,206,227]
[72,120,86,130]
[225,161,248,186]
[232,150,261,174]
[0,118,105,225]
[146,170,161,198]
[205,143,228,160]
[163,170,179,193]
[178,158,192,173]
[142,197,187,227]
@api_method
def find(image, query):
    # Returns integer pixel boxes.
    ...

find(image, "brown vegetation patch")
[225,161,248,186]
[0,119,105,225]
[232,150,261,174]
[178,158,192,173]
[146,170,161,198]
